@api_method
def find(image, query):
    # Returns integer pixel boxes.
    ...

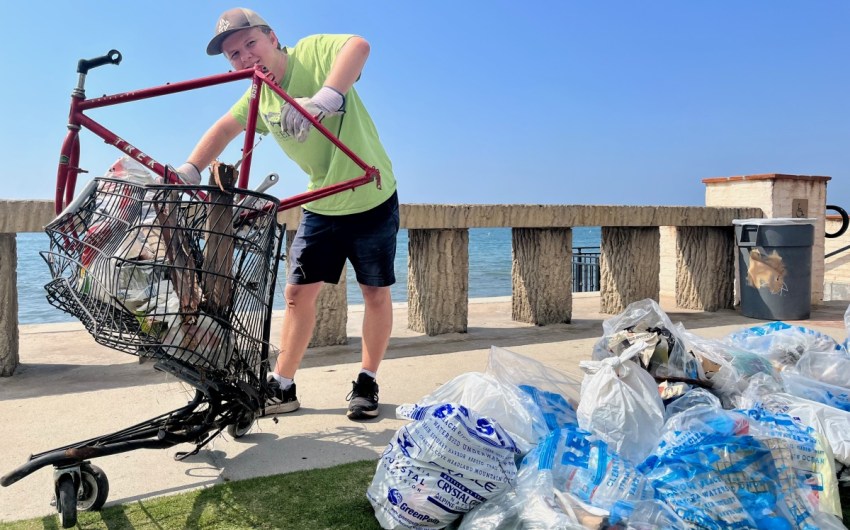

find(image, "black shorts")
[286,192,399,287]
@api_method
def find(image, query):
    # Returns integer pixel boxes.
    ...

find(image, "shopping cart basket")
[1,175,283,527]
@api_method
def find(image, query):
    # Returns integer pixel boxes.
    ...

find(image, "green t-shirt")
[230,34,396,215]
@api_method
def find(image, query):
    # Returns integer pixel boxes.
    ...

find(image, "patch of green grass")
[0,460,382,530]
[3,462,848,529]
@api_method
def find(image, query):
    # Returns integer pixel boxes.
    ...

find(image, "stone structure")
[0,234,18,376]
[600,227,660,314]
[407,229,469,335]
[0,201,53,376]
[511,228,572,325]
[285,204,763,332]
[0,199,762,376]
[675,226,735,311]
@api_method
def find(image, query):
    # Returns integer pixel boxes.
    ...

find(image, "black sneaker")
[264,376,300,415]
[346,373,380,420]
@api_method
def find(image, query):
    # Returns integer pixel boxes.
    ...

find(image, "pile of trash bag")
[367,299,850,529]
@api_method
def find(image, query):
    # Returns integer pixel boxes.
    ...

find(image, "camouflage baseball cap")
[206,7,271,56]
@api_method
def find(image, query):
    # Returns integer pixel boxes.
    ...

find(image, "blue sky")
[2,1,848,208]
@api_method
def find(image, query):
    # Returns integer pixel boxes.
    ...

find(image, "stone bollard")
[600,227,660,314]
[407,228,469,335]
[675,226,735,311]
[511,227,572,325]
[0,234,19,376]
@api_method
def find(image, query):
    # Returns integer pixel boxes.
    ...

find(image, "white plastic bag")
[367,403,519,529]
[608,499,688,529]
[83,157,166,308]
[646,395,844,528]
[161,312,232,370]
[744,407,841,517]
[411,371,544,454]
[486,346,581,409]
[577,341,665,464]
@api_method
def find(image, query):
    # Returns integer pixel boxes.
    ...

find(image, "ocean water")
[16,227,600,325]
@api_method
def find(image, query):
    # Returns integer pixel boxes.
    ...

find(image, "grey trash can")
[733,218,815,320]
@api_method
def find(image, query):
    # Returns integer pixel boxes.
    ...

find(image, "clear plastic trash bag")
[591,298,701,380]
[485,346,580,432]
[741,373,850,466]
[724,321,846,372]
[794,351,850,389]
[781,371,850,412]
[646,388,843,525]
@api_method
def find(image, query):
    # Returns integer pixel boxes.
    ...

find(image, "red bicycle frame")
[55,50,381,215]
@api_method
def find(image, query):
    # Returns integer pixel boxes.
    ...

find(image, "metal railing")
[825,204,850,258]
[572,246,600,292]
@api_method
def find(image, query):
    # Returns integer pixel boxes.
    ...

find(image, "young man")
[177,7,398,420]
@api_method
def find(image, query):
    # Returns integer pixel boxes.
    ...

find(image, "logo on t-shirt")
[264,110,292,141]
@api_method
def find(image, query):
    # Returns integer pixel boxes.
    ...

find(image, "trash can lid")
[732,217,816,226]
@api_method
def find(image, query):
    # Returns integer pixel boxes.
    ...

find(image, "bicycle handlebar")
[77,50,122,75]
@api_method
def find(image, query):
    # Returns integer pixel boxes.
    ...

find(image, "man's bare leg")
[274,282,323,378]
[347,284,392,419]
[360,285,393,372]
[264,282,322,415]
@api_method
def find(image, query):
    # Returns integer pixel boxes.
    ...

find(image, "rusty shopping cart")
[1,48,380,527]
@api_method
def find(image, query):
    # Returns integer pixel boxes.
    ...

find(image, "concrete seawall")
[0,198,763,376]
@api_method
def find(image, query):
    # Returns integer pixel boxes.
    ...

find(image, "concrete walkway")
[1,294,847,522]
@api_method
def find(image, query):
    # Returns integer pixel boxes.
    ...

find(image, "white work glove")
[174,162,201,185]
[281,86,345,143]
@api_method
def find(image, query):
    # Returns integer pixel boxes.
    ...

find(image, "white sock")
[360,369,377,380]
[270,372,294,389]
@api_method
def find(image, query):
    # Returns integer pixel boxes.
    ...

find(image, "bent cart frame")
[55,49,380,215]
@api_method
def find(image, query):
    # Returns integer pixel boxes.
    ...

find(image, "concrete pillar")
[675,226,735,311]
[704,174,829,303]
[0,234,19,376]
[284,229,348,348]
[511,227,572,325]
[407,229,468,335]
[659,226,677,299]
[600,227,660,314]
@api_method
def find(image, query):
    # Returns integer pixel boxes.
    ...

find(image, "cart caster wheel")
[227,410,256,439]
[57,475,77,528]
[78,463,109,511]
